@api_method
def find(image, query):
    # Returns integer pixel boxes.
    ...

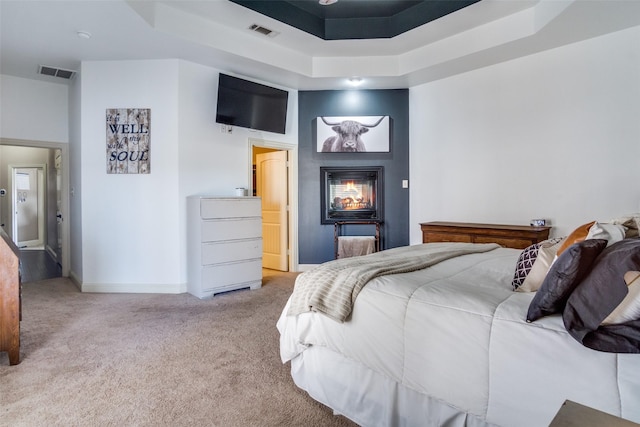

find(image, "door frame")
[11,164,46,248]
[0,137,70,277]
[248,138,299,272]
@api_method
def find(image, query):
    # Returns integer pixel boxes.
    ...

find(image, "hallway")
[19,250,61,282]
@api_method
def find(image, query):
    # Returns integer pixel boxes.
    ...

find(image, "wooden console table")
[1,229,21,365]
[420,221,551,250]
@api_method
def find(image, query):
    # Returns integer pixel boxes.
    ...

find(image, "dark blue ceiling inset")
[230,0,481,40]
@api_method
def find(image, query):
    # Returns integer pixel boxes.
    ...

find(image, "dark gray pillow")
[563,238,640,353]
[526,239,607,322]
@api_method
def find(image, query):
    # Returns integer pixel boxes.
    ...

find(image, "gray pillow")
[563,238,640,353]
[526,239,607,322]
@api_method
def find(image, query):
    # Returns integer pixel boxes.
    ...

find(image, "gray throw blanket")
[287,242,500,323]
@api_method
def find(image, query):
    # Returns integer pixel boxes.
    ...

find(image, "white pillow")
[586,221,626,246]
[609,214,640,238]
[601,271,640,325]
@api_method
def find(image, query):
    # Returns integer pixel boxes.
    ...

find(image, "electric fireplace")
[320,166,383,224]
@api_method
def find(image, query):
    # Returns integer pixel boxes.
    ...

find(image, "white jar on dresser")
[187,196,262,298]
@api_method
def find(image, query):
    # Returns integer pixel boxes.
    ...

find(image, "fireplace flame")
[334,180,371,210]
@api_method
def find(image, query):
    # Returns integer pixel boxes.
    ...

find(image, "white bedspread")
[277,244,640,427]
[287,242,499,322]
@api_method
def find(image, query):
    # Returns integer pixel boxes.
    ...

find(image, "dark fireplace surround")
[320,166,383,224]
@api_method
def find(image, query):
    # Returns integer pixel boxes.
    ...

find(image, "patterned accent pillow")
[512,243,541,290]
[512,237,563,291]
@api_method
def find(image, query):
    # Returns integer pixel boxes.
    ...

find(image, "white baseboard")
[68,270,81,289]
[81,282,186,294]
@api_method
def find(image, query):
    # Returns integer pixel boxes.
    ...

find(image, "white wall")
[409,26,640,243]
[78,59,297,293]
[69,69,83,281]
[0,75,68,143]
[176,61,298,286]
[9,25,636,289]
[0,75,70,275]
[79,59,182,292]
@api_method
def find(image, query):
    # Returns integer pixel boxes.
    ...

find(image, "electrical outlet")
[402,180,409,189]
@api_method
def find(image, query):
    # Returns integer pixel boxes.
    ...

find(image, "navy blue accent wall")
[298,89,410,265]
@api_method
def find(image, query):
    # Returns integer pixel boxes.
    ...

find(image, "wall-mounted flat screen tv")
[215,73,289,134]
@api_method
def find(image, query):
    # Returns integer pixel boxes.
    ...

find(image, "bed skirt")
[290,346,497,427]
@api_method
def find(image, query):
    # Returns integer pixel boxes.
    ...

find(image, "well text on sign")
[106,108,150,174]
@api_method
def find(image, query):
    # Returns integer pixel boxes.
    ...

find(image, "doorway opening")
[11,165,46,249]
[0,139,70,279]
[249,138,298,273]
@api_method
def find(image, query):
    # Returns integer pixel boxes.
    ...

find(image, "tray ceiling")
[230,0,480,40]
[2,1,640,90]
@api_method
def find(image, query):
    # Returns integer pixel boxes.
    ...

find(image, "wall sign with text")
[106,108,150,174]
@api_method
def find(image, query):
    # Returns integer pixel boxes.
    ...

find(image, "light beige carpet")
[0,270,358,427]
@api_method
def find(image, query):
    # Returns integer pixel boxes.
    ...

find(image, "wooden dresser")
[420,221,551,250]
[1,228,21,365]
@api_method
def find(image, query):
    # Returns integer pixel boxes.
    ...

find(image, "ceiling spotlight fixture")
[319,0,338,5]
[76,30,92,39]
[348,77,363,86]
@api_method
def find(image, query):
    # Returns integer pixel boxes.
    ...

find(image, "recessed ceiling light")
[319,0,338,5]
[76,30,92,39]
[348,77,363,86]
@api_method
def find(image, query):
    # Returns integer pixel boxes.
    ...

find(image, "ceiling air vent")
[38,65,77,80]
[248,24,279,38]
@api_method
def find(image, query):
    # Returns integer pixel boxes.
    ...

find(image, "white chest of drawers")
[187,196,262,298]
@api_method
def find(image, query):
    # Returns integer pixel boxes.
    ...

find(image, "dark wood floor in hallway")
[19,250,62,282]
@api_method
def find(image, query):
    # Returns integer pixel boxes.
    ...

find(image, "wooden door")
[256,151,288,271]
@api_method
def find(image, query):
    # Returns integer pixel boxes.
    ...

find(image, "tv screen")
[216,73,289,134]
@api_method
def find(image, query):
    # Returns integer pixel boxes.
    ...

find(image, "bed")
[277,219,640,427]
